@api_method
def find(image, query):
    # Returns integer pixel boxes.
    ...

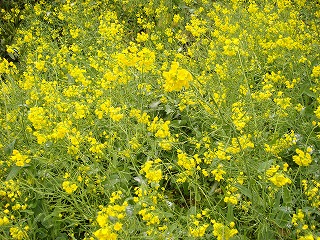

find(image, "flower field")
[0,0,320,239]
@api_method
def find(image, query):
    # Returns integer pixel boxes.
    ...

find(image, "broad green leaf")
[4,139,16,155]
[6,165,21,181]
[282,188,293,206]
[236,184,252,199]
[257,160,273,173]
[257,222,274,240]
[272,207,292,228]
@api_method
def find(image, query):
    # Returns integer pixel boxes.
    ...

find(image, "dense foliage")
[0,0,38,60]
[0,0,320,239]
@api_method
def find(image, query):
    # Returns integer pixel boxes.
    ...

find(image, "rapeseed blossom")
[62,181,78,194]
[212,221,238,240]
[10,227,28,240]
[27,107,47,130]
[211,164,226,182]
[163,62,192,92]
[1,0,320,239]
[268,173,292,187]
[0,216,10,225]
[140,159,163,183]
[293,148,313,166]
[10,150,30,167]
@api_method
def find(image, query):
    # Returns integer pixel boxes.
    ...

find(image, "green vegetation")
[0,0,320,239]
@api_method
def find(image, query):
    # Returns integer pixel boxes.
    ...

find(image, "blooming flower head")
[268,173,292,187]
[293,148,312,166]
[163,62,192,92]
[212,221,238,240]
[10,150,30,167]
[62,181,78,194]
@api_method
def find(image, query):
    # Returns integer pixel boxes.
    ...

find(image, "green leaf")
[36,228,48,239]
[188,206,197,216]
[257,221,275,240]
[56,233,68,240]
[274,190,281,207]
[235,184,252,199]
[163,211,174,219]
[195,191,201,201]
[8,51,18,60]
[257,160,273,173]
[282,188,292,206]
[302,88,316,99]
[168,222,179,233]
[272,207,292,228]
[42,214,54,229]
[4,139,16,155]
[227,204,234,222]
[149,100,161,109]
[6,165,21,181]
[165,104,174,114]
[171,119,187,128]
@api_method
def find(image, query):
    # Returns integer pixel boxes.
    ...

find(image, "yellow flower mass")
[163,62,192,92]
[62,181,78,194]
[293,148,313,166]
[1,0,319,239]
[10,150,30,167]
[268,173,292,187]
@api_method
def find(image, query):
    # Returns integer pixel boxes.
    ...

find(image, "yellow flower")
[140,160,163,183]
[0,216,10,226]
[10,227,27,240]
[163,62,192,92]
[211,164,226,182]
[268,173,292,187]
[292,209,304,226]
[311,65,320,77]
[28,107,47,130]
[293,149,312,166]
[10,150,30,167]
[231,101,251,131]
[136,32,149,42]
[266,165,280,177]
[189,223,209,237]
[298,234,315,240]
[213,221,238,240]
[224,195,238,205]
[136,48,155,72]
[185,17,207,38]
[314,106,320,119]
[94,227,118,240]
[177,150,196,171]
[113,222,123,231]
[62,181,78,194]
[147,117,171,138]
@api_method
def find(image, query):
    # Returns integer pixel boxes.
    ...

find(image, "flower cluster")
[1,0,320,239]
[293,148,313,166]
[10,150,30,167]
[163,61,192,92]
